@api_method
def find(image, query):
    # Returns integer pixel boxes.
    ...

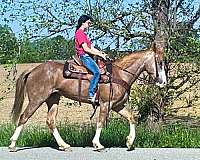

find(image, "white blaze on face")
[156,61,167,87]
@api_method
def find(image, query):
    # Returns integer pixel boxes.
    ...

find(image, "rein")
[112,64,135,77]
[112,63,156,84]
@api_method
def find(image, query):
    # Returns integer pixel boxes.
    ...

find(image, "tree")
[17,38,42,63]
[146,0,200,122]
[0,25,18,103]
[0,25,18,64]
[18,36,75,63]
[47,35,75,60]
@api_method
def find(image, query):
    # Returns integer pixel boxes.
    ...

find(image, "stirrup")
[88,93,99,104]
[88,97,98,103]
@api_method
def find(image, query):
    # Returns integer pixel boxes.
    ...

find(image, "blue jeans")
[80,54,100,97]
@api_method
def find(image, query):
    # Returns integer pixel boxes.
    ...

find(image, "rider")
[75,15,107,103]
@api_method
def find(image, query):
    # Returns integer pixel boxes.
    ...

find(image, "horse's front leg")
[126,123,136,150]
[113,106,137,151]
[92,103,108,150]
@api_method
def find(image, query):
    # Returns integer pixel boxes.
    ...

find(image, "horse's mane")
[113,48,152,69]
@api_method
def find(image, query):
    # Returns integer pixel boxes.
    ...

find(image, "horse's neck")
[113,55,146,85]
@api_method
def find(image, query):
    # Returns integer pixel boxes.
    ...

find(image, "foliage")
[16,36,75,63]
[46,35,75,60]
[0,25,18,64]
[164,30,200,116]
[128,84,165,122]
[17,39,43,63]
[0,0,199,59]
[170,31,200,63]
[0,0,199,51]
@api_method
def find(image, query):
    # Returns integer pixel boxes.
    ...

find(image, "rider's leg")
[80,54,100,100]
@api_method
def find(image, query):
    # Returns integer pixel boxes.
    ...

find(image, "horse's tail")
[11,70,31,125]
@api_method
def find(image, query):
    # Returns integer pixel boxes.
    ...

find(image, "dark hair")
[76,15,93,31]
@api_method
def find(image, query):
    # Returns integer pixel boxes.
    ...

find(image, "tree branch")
[188,6,200,28]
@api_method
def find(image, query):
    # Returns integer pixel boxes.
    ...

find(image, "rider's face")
[84,20,92,29]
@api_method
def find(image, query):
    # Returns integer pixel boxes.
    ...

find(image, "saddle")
[63,55,112,83]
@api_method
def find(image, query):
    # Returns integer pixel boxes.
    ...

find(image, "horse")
[8,45,167,152]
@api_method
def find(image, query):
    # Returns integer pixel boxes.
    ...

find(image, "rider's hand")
[100,52,108,60]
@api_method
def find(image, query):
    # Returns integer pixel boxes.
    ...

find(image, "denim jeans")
[80,54,100,97]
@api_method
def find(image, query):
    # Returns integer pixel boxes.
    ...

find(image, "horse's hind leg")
[9,101,42,151]
[46,93,70,151]
[9,125,23,152]
[113,105,136,151]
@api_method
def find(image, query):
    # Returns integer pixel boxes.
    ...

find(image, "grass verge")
[0,119,200,148]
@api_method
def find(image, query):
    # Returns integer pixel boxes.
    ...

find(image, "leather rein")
[112,55,161,85]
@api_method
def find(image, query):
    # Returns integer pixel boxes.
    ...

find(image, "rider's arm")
[82,43,106,58]
[91,46,102,53]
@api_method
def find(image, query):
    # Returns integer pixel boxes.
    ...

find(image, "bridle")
[112,54,163,85]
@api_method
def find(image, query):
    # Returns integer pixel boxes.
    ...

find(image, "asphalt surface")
[1,147,200,160]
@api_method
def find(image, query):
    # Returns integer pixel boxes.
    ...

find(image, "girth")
[111,78,130,92]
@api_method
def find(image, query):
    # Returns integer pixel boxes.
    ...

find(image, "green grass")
[0,119,200,148]
[136,123,200,148]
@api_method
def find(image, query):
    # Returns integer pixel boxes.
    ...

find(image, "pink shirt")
[75,29,92,56]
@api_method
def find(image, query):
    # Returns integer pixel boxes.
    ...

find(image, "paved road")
[1,147,200,160]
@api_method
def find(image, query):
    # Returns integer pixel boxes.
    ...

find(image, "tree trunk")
[152,0,169,48]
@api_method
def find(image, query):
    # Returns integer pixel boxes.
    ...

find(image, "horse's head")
[144,46,167,88]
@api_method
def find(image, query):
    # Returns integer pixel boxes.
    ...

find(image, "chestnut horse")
[9,46,167,152]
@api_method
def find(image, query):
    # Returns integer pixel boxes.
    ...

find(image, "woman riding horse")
[75,15,108,103]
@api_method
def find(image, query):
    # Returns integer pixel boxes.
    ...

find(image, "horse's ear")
[150,42,164,55]
[150,42,156,53]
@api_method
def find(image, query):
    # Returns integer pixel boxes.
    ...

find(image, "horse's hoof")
[59,146,71,152]
[126,136,135,151]
[127,145,135,151]
[8,146,17,152]
[96,147,107,152]
[94,148,106,152]
[93,144,105,152]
